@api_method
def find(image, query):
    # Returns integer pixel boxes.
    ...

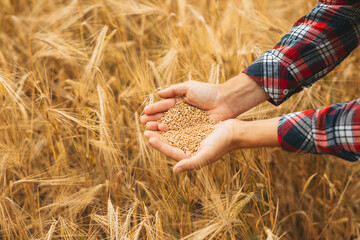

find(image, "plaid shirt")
[243,0,360,161]
[278,100,360,162]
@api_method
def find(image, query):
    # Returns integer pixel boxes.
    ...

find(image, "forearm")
[218,73,270,117]
[278,99,360,162]
[231,117,280,149]
[243,3,360,105]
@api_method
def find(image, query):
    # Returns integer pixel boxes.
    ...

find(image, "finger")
[148,137,187,161]
[158,82,189,98]
[144,131,168,143]
[145,121,160,131]
[145,122,169,131]
[158,123,169,131]
[173,150,212,174]
[144,98,177,115]
[140,113,164,124]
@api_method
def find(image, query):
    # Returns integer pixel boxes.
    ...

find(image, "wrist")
[219,73,270,117]
[231,118,280,149]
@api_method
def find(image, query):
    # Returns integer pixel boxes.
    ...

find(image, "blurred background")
[0,0,359,239]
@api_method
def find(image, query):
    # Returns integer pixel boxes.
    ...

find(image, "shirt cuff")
[242,51,303,106]
[277,111,319,154]
[277,105,360,162]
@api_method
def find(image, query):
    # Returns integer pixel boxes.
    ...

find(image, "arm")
[144,118,280,174]
[244,1,360,105]
[142,2,360,129]
[146,99,360,174]
[141,73,270,129]
[279,99,360,162]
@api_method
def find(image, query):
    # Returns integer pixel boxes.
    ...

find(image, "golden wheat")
[0,0,358,239]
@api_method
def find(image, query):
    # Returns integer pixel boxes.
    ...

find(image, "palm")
[144,120,236,173]
[188,120,235,166]
[140,81,235,130]
[184,83,235,121]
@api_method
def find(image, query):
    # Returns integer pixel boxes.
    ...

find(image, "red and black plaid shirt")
[243,0,360,161]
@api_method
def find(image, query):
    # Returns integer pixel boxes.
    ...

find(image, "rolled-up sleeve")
[243,1,360,105]
[278,99,360,162]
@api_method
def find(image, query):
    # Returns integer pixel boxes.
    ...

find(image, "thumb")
[158,82,189,98]
[173,150,212,174]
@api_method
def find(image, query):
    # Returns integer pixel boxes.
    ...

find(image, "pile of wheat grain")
[159,101,217,153]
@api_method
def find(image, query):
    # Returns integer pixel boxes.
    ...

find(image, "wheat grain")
[159,101,217,153]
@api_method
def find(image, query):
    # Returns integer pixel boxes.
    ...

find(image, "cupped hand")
[141,74,270,132]
[144,119,239,174]
[140,80,237,131]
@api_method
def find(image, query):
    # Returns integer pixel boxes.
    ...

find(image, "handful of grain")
[159,101,218,153]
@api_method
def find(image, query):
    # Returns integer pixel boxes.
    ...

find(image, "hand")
[140,73,270,131]
[144,120,238,173]
[141,81,234,132]
[144,118,280,174]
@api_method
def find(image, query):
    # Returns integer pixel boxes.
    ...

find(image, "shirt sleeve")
[243,1,360,105]
[278,99,360,162]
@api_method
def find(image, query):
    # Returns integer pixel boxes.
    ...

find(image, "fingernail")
[158,123,169,131]
[175,167,182,174]
[144,131,151,138]
[148,137,156,145]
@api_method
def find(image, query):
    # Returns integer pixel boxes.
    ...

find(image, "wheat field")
[0,0,359,239]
